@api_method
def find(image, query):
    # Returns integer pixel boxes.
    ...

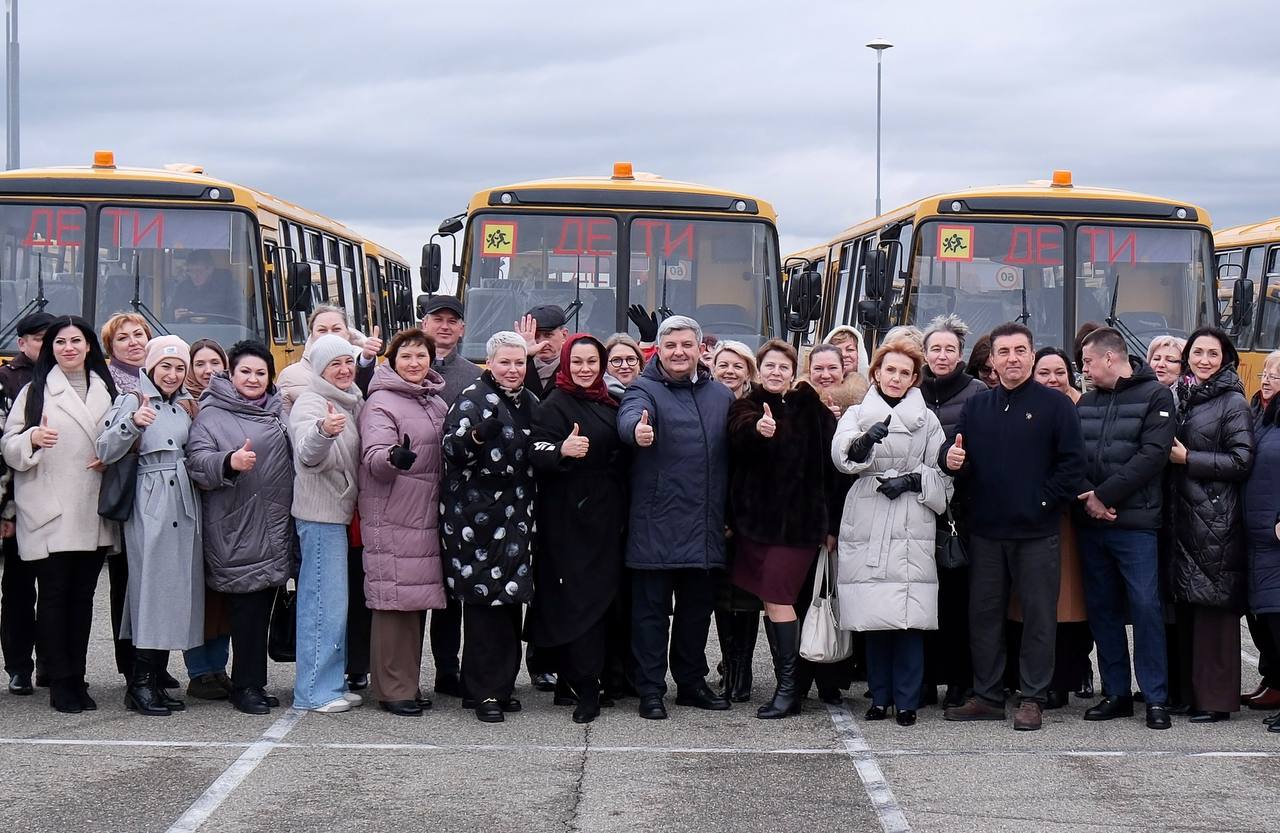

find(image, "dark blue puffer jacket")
[1246,401,1280,615]
[617,359,732,570]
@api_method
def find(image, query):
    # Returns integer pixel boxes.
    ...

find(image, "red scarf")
[553,334,617,408]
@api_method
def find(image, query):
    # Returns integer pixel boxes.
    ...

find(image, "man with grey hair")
[618,315,734,719]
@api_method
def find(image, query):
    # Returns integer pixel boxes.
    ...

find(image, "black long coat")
[440,372,538,606]
[527,389,627,646]
[1171,367,1255,610]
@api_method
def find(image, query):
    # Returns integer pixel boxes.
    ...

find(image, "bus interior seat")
[464,287,518,346]
[42,280,83,316]
[694,303,751,334]
[912,286,956,324]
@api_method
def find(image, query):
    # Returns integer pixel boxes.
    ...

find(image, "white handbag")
[799,545,853,663]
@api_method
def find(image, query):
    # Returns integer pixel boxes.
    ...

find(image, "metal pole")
[874,51,882,217]
[5,0,17,170]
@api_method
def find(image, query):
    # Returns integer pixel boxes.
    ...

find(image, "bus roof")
[804,177,1211,257]
[1214,218,1280,250]
[0,157,407,263]
[465,167,778,222]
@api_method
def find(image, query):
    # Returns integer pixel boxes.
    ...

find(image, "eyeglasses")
[979,366,996,377]
[609,357,639,368]
[1260,372,1280,383]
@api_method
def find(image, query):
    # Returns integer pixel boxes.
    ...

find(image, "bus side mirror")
[1232,276,1255,330]
[420,243,442,293]
[288,262,314,314]
[864,250,889,300]
[438,215,464,235]
[785,269,822,331]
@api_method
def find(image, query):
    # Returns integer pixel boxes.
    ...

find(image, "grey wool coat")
[186,373,296,594]
[96,374,204,651]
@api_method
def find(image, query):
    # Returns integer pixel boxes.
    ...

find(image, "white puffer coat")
[831,386,950,631]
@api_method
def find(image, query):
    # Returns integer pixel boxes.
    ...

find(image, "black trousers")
[107,549,133,676]
[552,617,608,689]
[601,572,634,694]
[461,604,522,702]
[630,568,717,697]
[1,536,38,675]
[926,564,972,692]
[228,588,275,690]
[345,545,371,677]
[969,534,1060,705]
[1247,613,1280,688]
[430,595,462,676]
[33,550,106,684]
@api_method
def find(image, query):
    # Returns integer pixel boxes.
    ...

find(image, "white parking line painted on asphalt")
[825,702,913,833]
[163,708,305,833]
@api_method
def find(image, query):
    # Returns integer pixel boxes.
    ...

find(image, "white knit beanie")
[309,333,359,374]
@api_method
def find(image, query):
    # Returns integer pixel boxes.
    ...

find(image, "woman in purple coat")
[357,329,448,717]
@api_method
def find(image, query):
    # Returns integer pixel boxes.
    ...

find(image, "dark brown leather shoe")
[944,697,1005,722]
[1246,687,1280,710]
[1013,700,1043,731]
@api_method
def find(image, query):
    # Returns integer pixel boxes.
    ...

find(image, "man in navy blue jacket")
[940,322,1085,731]
[618,315,733,720]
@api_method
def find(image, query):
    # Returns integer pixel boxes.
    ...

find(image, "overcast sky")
[11,0,1279,277]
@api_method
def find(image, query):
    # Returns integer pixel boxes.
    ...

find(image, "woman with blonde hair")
[710,341,757,400]
[833,335,950,726]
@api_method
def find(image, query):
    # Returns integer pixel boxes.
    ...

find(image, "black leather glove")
[876,472,922,500]
[846,416,892,463]
[628,304,660,342]
[389,434,417,471]
[472,418,503,445]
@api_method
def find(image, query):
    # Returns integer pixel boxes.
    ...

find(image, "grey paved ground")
[0,560,1277,833]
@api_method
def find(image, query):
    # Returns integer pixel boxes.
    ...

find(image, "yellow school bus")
[1213,218,1280,396]
[0,151,412,369]
[784,170,1215,359]
[424,162,783,362]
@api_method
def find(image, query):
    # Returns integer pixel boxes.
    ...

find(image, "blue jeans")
[294,520,349,709]
[1077,527,1167,705]
[183,635,231,678]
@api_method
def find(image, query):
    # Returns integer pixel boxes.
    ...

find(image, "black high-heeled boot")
[729,612,759,703]
[757,619,801,720]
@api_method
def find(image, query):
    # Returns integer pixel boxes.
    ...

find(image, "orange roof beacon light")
[92,150,116,169]
[1051,169,1073,188]
[611,161,634,180]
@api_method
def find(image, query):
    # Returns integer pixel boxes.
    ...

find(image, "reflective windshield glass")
[95,207,263,346]
[0,204,87,349]
[1075,226,1205,340]
[911,221,1066,349]
[628,218,776,350]
[461,214,618,358]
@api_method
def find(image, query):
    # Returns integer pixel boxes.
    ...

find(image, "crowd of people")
[0,299,1277,735]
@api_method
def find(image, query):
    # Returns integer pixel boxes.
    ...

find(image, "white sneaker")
[312,697,351,713]
[343,691,363,707]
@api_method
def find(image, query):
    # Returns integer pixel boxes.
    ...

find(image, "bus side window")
[1257,247,1280,351]
[1216,249,1243,330]
[832,241,857,328]
[1239,245,1266,348]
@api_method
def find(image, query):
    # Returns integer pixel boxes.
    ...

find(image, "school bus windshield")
[911,220,1207,350]
[460,213,778,358]
[0,203,87,348]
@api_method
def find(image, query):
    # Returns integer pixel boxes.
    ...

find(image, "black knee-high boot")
[757,619,800,719]
[729,612,759,702]
[715,609,734,693]
[126,649,170,716]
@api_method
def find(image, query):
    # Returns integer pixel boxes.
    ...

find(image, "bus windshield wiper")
[1105,270,1148,358]
[1017,279,1031,325]
[562,254,584,328]
[657,255,674,319]
[129,253,170,336]
[0,251,50,347]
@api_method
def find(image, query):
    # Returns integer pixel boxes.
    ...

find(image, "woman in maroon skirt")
[727,339,843,719]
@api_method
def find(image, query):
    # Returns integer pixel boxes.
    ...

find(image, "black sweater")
[940,377,1085,539]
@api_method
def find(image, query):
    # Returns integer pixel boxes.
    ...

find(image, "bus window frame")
[262,239,287,345]
[1255,245,1280,351]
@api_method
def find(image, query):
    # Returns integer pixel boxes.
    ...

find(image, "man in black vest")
[941,321,1085,731]
[1075,326,1176,730]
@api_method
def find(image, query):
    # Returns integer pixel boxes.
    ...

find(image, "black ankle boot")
[125,671,171,716]
[757,619,801,720]
[729,612,759,703]
[572,680,601,724]
[147,651,184,711]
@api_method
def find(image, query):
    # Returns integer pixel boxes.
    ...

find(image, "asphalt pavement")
[0,560,1277,833]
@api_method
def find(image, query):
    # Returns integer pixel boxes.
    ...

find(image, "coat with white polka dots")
[440,371,537,606]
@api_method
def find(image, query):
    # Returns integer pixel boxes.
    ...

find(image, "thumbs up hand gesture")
[361,325,383,361]
[561,422,590,458]
[132,399,158,429]
[230,438,257,472]
[757,402,777,438]
[31,415,58,449]
[389,433,417,471]
[865,414,891,445]
[321,402,347,437]
[635,409,655,448]
[945,432,967,472]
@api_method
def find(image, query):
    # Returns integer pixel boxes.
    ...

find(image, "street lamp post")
[866,37,892,217]
[5,0,17,170]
